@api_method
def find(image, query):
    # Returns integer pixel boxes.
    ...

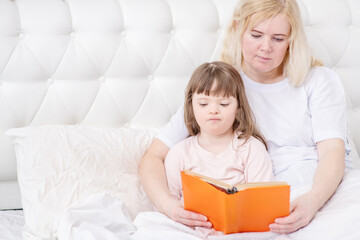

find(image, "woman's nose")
[260,37,272,52]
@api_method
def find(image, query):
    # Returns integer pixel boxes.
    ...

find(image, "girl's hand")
[163,197,212,228]
[269,192,319,233]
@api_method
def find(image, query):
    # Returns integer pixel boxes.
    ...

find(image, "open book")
[181,170,290,234]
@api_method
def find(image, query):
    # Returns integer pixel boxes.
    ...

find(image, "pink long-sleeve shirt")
[164,134,275,200]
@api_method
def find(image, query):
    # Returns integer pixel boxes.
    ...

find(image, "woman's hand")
[163,196,212,228]
[139,139,211,228]
[269,191,318,233]
[270,138,345,234]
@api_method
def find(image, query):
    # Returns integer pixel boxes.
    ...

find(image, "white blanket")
[56,170,360,240]
[0,210,25,240]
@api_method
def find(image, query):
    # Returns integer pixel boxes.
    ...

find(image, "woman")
[139,0,349,234]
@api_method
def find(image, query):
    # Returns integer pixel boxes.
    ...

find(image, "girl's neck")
[197,131,234,154]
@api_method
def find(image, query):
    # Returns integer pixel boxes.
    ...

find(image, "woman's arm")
[269,138,345,233]
[138,138,211,227]
[139,138,171,211]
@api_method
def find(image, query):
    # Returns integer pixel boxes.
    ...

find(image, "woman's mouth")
[257,56,271,61]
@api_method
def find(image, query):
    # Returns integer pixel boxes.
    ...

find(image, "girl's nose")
[209,104,220,114]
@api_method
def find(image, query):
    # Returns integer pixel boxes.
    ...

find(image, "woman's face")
[241,13,290,79]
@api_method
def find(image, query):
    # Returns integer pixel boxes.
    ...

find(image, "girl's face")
[241,13,290,80]
[192,87,238,137]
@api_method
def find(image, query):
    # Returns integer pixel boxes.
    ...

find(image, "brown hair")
[184,61,267,149]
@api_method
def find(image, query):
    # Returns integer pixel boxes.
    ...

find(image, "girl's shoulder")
[168,135,196,153]
[233,134,267,152]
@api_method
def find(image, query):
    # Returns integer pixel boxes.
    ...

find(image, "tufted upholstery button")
[18,33,25,39]
[47,78,54,85]
[354,107,359,112]
[70,32,76,38]
[121,31,127,37]
[170,30,176,36]
[99,76,106,82]
[148,75,154,81]
[0,80,3,86]
[124,122,130,128]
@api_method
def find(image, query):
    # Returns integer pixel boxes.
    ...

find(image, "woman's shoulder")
[305,66,339,85]
[304,66,342,92]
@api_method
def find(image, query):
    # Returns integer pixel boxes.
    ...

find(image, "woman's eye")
[220,103,229,107]
[273,37,284,42]
[199,103,208,107]
[251,33,261,39]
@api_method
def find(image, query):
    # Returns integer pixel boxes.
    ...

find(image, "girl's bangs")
[195,77,237,98]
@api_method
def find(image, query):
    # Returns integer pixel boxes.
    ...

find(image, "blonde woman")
[139,0,349,233]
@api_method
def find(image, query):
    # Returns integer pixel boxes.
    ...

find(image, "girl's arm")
[139,138,211,227]
[269,138,345,233]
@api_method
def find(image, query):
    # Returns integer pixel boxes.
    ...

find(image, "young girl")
[164,61,275,220]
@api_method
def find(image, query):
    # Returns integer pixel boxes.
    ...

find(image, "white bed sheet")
[56,170,360,240]
[2,170,360,240]
[0,210,24,240]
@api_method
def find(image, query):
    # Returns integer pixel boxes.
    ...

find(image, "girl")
[164,61,274,214]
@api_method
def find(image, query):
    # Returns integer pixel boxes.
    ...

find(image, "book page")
[183,170,233,192]
[184,170,288,193]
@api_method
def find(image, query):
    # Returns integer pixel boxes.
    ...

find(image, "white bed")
[0,210,24,240]
[2,169,360,240]
[0,0,360,239]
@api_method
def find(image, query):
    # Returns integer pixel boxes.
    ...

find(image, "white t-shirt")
[164,134,275,200]
[158,66,351,191]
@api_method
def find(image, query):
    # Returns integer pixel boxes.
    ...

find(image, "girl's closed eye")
[220,103,230,107]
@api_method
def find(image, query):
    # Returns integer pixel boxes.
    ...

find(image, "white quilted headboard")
[0,0,359,209]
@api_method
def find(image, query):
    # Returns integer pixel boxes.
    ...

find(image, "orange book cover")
[181,170,290,234]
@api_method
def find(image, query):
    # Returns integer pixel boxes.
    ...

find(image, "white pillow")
[6,125,157,240]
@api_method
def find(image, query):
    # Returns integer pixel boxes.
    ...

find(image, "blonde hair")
[221,0,322,87]
[184,61,267,149]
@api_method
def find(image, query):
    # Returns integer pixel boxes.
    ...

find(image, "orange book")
[181,170,290,234]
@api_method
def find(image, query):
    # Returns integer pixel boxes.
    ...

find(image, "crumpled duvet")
[56,193,136,240]
[56,170,360,240]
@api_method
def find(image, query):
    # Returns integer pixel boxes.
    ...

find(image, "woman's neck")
[242,64,285,84]
[197,131,234,154]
